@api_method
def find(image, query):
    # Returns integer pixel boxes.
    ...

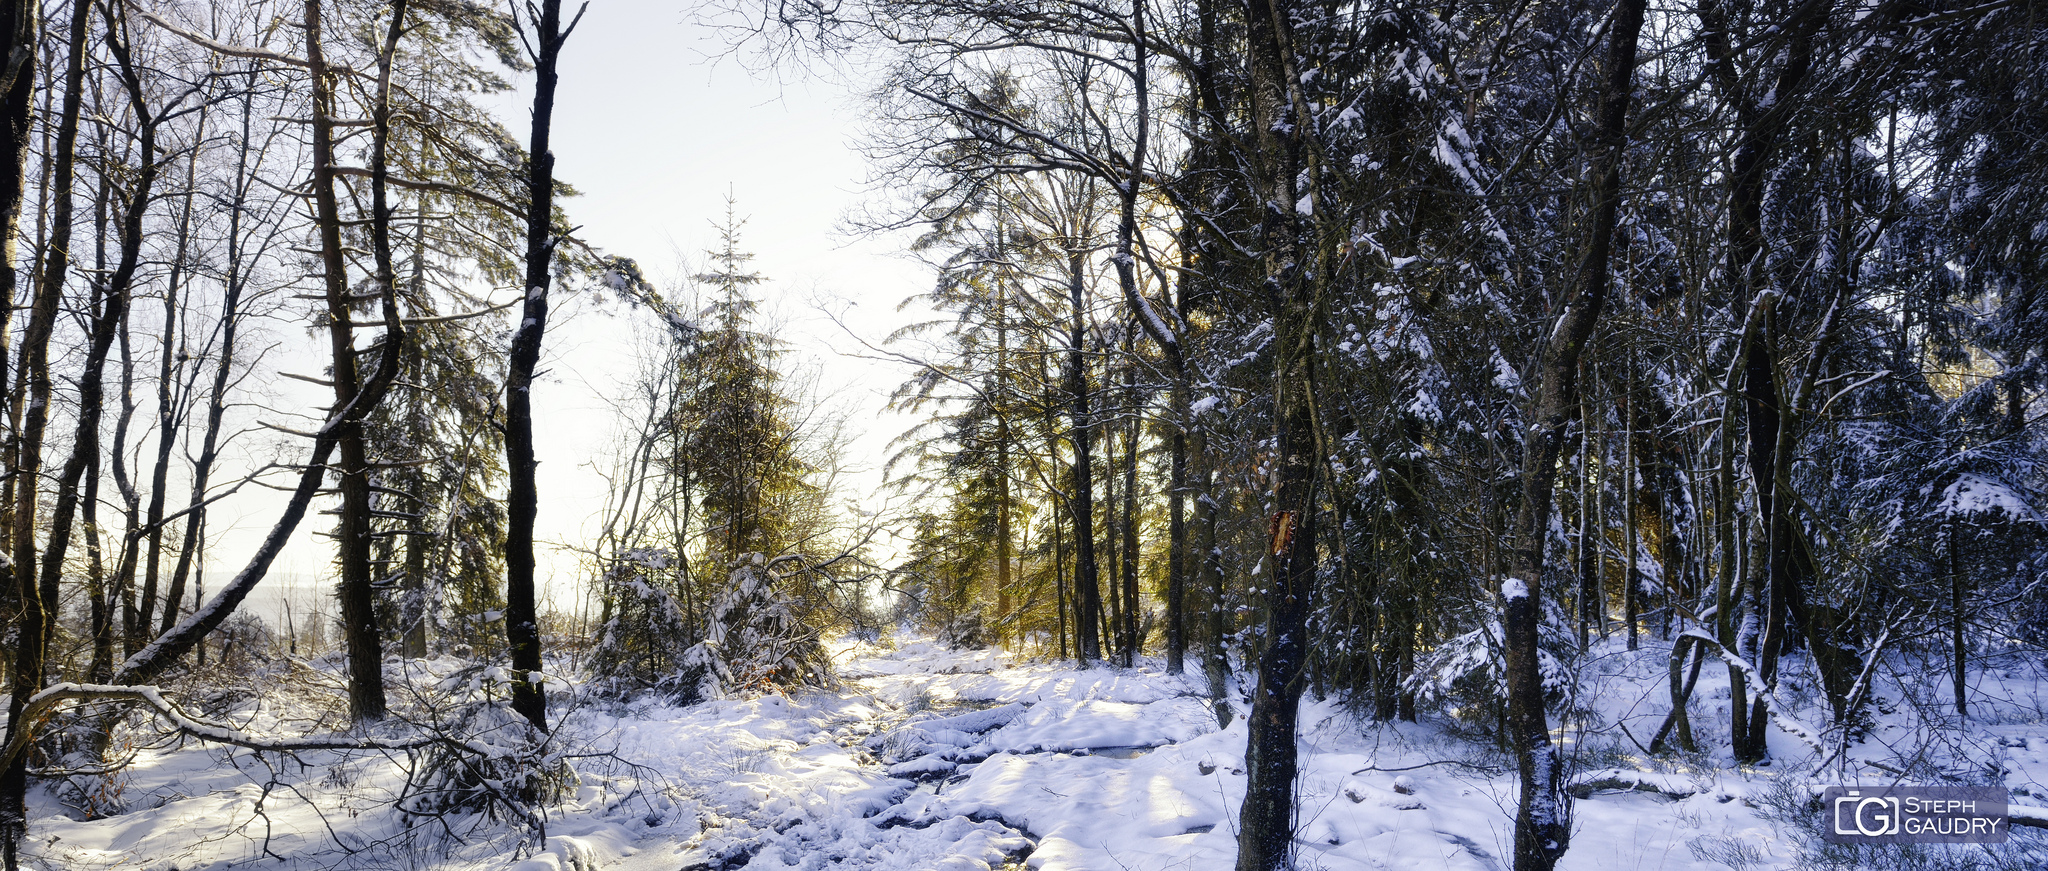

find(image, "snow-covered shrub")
[400,689,575,824]
[211,613,277,679]
[589,548,697,699]
[892,576,989,650]
[681,554,833,698]
[938,611,989,650]
[1403,589,1573,742]
[666,638,729,705]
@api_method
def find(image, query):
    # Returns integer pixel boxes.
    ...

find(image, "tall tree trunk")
[504,0,577,732]
[1066,247,1103,663]
[114,303,143,654]
[148,122,203,635]
[83,441,111,683]
[0,0,66,860]
[1121,375,1140,668]
[163,85,258,658]
[1700,0,1828,763]
[43,0,158,671]
[1054,482,1069,661]
[365,1,414,662]
[1159,219,1193,676]
[1234,0,1320,865]
[1623,374,1638,651]
[0,0,36,633]
[1649,434,1700,752]
[107,75,408,679]
[309,0,388,717]
[1503,2,1646,869]
[307,0,394,722]
[105,154,138,651]
[401,460,431,658]
[192,550,205,666]
[1104,429,1123,662]
[1576,373,1599,650]
[1715,375,1749,755]
[1180,0,1223,693]
[1108,0,1153,672]
[994,287,1013,647]
[1195,424,1228,725]
[1949,524,1967,718]
[1164,335,1188,675]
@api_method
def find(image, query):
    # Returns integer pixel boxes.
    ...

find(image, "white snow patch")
[1938,472,2038,521]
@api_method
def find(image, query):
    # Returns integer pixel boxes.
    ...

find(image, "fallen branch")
[2010,804,2048,830]
[1350,759,1507,776]
[1566,768,1700,800]
[1,683,438,773]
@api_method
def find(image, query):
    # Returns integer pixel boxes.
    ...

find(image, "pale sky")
[222,1,930,629]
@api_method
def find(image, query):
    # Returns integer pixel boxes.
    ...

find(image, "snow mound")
[987,696,1215,753]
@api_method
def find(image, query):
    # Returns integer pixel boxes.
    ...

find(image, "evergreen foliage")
[683,202,814,566]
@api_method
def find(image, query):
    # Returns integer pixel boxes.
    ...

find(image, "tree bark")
[1503,2,1645,869]
[1120,350,1141,667]
[994,284,1013,647]
[1195,423,1228,725]
[0,0,35,629]
[304,0,389,723]
[504,0,579,732]
[1066,247,1103,663]
[1650,633,1705,752]
[1950,524,1967,718]
[1164,341,1188,675]
[0,0,63,861]
[148,120,205,636]
[1623,374,1638,650]
[1577,372,1599,650]
[1699,0,1830,762]
[1104,430,1123,662]
[1233,0,1319,865]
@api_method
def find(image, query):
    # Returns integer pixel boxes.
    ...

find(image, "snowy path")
[607,639,1891,871]
[27,636,1999,870]
[629,639,1545,871]
[634,639,1236,871]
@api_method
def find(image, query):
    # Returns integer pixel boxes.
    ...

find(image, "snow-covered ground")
[20,635,2048,869]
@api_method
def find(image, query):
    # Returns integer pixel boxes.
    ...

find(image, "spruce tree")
[683,198,810,566]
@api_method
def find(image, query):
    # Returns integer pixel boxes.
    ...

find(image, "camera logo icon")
[1833,790,1902,837]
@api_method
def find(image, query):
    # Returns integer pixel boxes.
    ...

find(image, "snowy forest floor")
[19,635,2048,870]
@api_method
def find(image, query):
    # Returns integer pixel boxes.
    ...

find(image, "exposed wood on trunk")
[1233,0,1321,865]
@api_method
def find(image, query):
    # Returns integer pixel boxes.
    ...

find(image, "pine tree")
[683,198,811,565]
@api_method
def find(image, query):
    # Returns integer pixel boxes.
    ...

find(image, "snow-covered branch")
[1,683,438,774]
[1679,630,1824,755]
